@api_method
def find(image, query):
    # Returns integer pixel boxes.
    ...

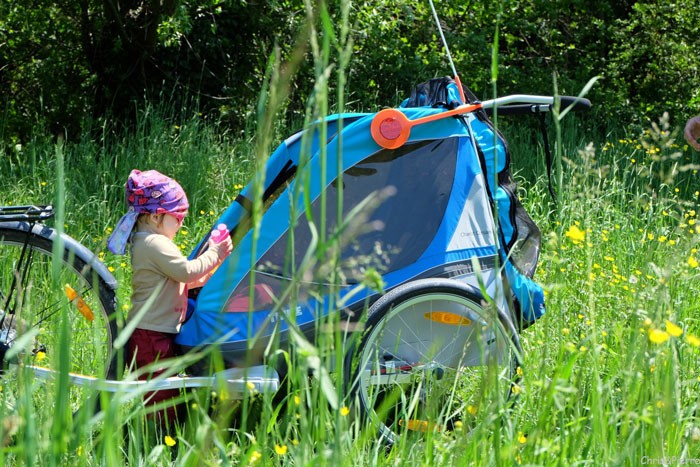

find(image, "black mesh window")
[225,138,458,312]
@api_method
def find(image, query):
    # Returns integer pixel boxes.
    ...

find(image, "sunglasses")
[169,211,188,225]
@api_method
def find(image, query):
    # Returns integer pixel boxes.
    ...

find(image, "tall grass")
[2,2,700,465]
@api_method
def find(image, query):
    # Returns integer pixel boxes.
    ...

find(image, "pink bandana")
[107,169,189,254]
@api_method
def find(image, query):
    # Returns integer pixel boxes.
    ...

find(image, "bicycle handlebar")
[481,95,592,116]
[371,94,592,149]
[0,205,54,222]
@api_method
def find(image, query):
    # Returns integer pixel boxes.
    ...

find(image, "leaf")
[306,355,338,410]
[558,76,600,121]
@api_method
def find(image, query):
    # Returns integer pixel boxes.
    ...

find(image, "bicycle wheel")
[346,278,521,444]
[0,224,117,415]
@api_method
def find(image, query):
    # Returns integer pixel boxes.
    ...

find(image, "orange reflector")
[399,419,443,432]
[424,311,471,326]
[64,284,95,321]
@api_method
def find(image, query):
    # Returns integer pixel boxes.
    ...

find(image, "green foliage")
[0,0,309,142]
[0,0,93,141]
[606,1,700,122]
[3,0,700,147]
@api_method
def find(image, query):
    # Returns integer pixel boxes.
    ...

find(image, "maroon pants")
[127,328,181,425]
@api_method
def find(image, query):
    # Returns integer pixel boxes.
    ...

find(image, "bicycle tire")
[345,278,521,445]
[0,223,118,417]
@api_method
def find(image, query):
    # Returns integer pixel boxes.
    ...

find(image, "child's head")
[107,169,189,254]
[135,210,187,239]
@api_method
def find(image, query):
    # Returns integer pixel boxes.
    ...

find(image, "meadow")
[1,92,700,465]
[3,4,700,457]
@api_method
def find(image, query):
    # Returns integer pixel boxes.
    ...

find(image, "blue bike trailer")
[176,78,547,364]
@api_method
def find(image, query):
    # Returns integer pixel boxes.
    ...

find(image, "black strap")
[234,194,253,212]
[537,111,557,204]
[263,160,297,201]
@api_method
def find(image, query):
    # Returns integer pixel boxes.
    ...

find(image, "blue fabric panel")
[419,137,496,259]
[399,82,463,108]
[470,118,506,190]
[469,117,515,246]
[176,245,499,346]
[445,82,463,105]
[494,187,515,247]
[504,260,546,323]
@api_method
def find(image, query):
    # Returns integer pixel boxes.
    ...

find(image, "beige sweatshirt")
[129,232,224,333]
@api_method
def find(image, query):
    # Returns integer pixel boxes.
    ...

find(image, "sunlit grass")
[3,5,700,466]
[3,109,700,464]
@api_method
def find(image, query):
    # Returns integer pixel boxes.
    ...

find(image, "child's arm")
[146,235,233,284]
[187,260,219,288]
[187,274,210,289]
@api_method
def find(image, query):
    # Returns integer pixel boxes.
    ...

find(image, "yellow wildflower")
[275,445,288,455]
[686,334,700,347]
[648,328,670,344]
[164,435,176,447]
[340,406,350,416]
[565,225,586,243]
[665,320,683,337]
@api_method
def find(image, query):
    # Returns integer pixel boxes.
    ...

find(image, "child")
[686,115,700,151]
[107,169,233,425]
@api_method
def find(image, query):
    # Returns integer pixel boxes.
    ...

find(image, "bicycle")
[0,205,118,415]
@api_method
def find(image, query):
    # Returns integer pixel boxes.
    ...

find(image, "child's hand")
[209,235,233,260]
